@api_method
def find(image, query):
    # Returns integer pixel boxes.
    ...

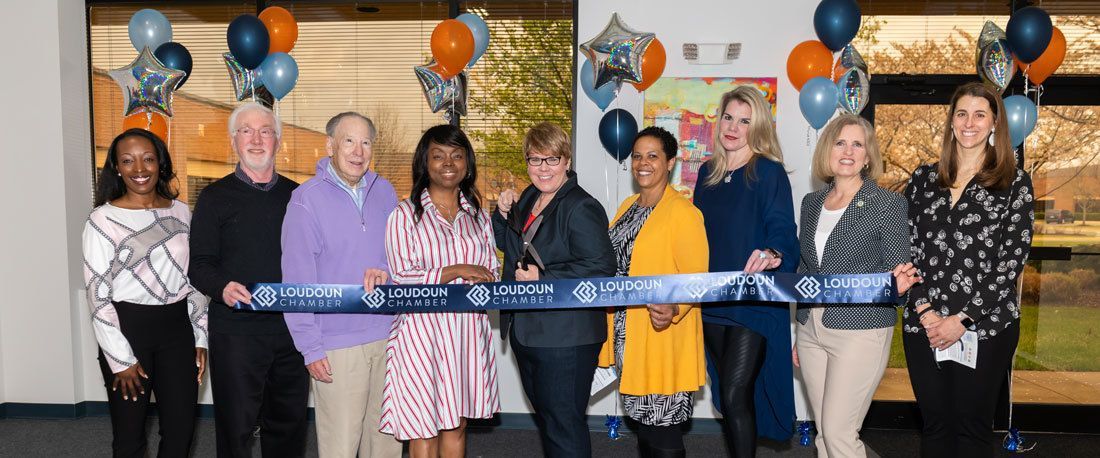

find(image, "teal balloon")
[456,13,489,68]
[227,15,270,70]
[581,58,617,111]
[1006,6,1053,64]
[1003,95,1038,147]
[257,52,298,100]
[598,109,637,162]
[128,9,172,52]
[799,77,839,129]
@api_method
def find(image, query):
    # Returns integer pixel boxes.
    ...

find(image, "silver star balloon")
[837,68,870,114]
[109,46,186,118]
[976,21,1016,94]
[579,13,655,88]
[222,52,273,106]
[832,44,868,81]
[414,60,467,121]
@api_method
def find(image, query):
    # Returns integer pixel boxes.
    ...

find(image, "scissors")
[510,213,546,272]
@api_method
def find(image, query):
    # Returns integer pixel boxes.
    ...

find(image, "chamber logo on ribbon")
[363,289,386,309]
[685,277,710,299]
[795,277,821,299]
[466,284,491,307]
[573,281,598,304]
[253,285,278,308]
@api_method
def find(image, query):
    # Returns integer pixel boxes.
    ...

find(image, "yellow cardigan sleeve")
[670,201,709,324]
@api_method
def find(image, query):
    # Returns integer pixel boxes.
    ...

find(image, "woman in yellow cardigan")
[600,126,709,458]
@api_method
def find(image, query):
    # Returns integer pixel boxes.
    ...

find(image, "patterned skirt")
[614,309,694,426]
[380,311,500,440]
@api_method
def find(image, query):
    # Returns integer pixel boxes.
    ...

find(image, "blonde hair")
[811,114,883,182]
[523,122,572,162]
[703,86,784,187]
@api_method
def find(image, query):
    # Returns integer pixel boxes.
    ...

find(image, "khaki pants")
[313,340,402,458]
[796,308,892,458]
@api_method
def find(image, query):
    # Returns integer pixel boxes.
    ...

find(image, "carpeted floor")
[1,416,1096,457]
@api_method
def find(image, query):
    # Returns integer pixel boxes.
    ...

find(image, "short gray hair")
[325,112,376,139]
[228,102,282,139]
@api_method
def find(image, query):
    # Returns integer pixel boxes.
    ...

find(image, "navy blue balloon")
[227,15,270,70]
[1006,6,1053,64]
[598,109,638,162]
[154,42,192,88]
[813,0,861,51]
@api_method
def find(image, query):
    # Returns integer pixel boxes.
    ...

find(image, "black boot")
[639,442,686,458]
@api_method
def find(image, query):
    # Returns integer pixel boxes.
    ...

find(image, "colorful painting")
[643,77,778,199]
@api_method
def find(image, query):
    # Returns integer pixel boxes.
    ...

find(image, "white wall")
[553,0,822,420]
[0,0,90,405]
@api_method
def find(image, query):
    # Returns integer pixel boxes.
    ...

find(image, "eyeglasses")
[525,156,562,167]
[236,127,277,138]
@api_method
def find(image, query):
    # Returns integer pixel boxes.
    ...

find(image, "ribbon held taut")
[237,271,898,314]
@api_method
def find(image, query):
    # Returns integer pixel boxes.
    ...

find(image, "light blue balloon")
[799,77,839,129]
[1003,95,1038,147]
[581,58,617,111]
[456,13,490,68]
[258,53,298,100]
[128,9,172,52]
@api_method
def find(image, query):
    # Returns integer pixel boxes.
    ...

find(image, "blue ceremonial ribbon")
[236,271,897,314]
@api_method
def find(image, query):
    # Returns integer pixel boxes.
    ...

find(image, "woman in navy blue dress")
[693,86,798,456]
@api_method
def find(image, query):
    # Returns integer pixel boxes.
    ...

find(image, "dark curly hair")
[95,128,178,207]
[634,126,679,161]
[410,125,482,222]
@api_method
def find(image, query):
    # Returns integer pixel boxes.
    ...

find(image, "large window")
[853,3,1100,411]
[90,1,574,205]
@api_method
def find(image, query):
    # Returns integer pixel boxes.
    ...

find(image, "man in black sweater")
[189,102,309,458]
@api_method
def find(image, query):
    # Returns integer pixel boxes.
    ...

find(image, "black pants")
[209,331,310,458]
[904,324,1019,458]
[633,421,686,457]
[703,323,766,458]
[511,329,602,458]
[97,300,197,458]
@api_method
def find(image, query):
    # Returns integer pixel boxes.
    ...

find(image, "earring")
[988,128,996,147]
[117,172,122,177]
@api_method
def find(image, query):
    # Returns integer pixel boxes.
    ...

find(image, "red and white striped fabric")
[380,190,501,440]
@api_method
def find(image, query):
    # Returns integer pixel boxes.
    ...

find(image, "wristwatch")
[764,248,782,260]
[957,312,975,328]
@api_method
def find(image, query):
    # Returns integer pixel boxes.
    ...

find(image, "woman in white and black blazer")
[793,114,920,458]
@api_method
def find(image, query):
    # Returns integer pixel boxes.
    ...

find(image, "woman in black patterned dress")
[903,82,1034,457]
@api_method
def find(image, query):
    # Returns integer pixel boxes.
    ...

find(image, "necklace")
[434,198,457,221]
[724,171,734,183]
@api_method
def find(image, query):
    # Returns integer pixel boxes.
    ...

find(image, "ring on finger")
[758,251,768,259]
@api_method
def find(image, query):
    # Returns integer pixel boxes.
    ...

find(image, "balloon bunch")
[224,7,300,106]
[413,13,489,120]
[579,13,663,163]
[578,13,665,111]
[107,9,194,141]
[977,7,1062,148]
[786,0,866,129]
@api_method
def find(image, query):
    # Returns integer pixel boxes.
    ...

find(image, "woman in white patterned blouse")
[903,82,1034,457]
[82,129,208,458]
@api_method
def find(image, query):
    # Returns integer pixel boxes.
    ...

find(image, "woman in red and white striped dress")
[382,125,500,457]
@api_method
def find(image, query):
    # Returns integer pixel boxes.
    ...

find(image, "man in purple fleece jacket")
[281,112,401,458]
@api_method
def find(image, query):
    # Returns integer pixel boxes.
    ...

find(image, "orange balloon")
[632,38,667,92]
[431,19,475,79]
[1019,26,1065,85]
[786,40,833,91]
[122,113,168,141]
[260,6,299,54]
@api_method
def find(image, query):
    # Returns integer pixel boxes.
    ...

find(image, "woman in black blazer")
[793,114,920,458]
[492,122,616,458]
